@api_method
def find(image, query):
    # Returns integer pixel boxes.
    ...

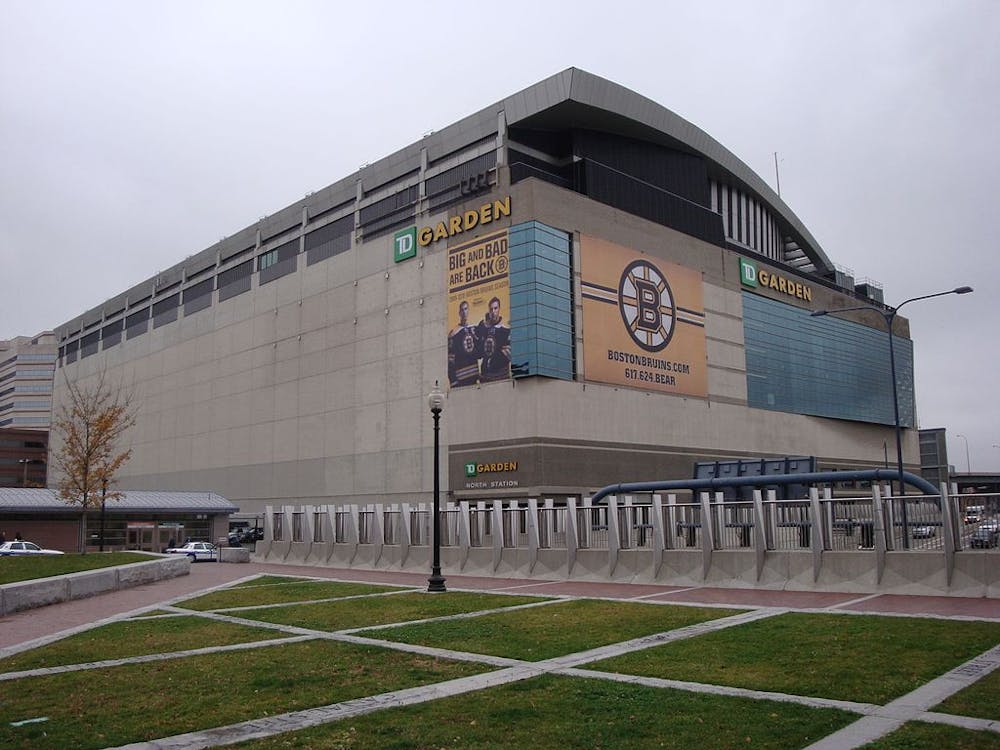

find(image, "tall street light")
[427,381,447,593]
[812,286,973,547]
[955,434,971,473]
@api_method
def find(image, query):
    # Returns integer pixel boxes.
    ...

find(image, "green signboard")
[393,227,417,263]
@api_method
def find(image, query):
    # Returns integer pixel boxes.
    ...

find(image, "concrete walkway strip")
[0,635,316,681]
[334,633,526,668]
[539,608,786,670]
[202,586,418,613]
[830,592,882,609]
[178,610,332,638]
[335,596,565,633]
[105,666,546,750]
[559,667,881,715]
[632,585,703,599]
[803,644,1000,749]
[917,711,1000,733]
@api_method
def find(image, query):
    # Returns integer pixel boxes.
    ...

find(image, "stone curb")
[0,555,190,616]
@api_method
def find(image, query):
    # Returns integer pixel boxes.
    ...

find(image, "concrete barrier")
[220,546,250,563]
[0,555,190,616]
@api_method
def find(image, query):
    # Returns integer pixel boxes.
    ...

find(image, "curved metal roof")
[496,68,834,273]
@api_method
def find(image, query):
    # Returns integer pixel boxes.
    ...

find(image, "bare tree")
[51,370,137,553]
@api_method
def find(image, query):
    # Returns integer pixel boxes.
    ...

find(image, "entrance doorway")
[126,523,184,552]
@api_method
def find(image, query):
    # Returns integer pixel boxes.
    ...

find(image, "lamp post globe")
[427,381,447,593]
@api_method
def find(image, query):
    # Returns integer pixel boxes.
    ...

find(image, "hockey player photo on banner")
[580,235,708,397]
[446,229,511,388]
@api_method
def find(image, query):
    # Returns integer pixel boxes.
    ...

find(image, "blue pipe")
[590,468,938,504]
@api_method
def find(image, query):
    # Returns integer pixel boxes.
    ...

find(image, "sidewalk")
[1,561,997,652]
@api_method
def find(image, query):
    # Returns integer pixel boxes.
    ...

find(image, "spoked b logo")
[618,259,676,352]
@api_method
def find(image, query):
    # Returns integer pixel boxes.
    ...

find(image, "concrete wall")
[253,535,999,598]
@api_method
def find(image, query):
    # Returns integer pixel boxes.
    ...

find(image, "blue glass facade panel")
[508,221,574,381]
[743,293,914,427]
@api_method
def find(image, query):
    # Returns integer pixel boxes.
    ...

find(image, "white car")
[165,541,218,562]
[0,540,65,556]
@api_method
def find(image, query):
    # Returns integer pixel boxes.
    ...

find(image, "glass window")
[508,221,575,382]
[743,293,914,426]
[258,249,278,271]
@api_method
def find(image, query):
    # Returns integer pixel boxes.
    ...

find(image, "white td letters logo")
[393,227,417,263]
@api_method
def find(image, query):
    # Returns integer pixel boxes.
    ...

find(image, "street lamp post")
[955,434,971,473]
[18,459,29,487]
[812,286,973,548]
[427,382,447,593]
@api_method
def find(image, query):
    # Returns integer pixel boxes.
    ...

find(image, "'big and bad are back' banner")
[446,230,511,388]
[580,236,707,397]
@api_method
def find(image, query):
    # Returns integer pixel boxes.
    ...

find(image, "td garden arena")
[54,68,914,516]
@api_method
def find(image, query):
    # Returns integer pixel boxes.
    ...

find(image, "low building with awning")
[0,488,237,552]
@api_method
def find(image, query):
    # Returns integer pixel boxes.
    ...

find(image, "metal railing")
[267,490,999,554]
[538,506,568,549]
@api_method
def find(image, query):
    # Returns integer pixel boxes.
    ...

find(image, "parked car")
[165,541,218,561]
[964,505,985,524]
[240,527,264,543]
[0,541,65,556]
[226,528,263,546]
[911,525,937,539]
[969,528,999,549]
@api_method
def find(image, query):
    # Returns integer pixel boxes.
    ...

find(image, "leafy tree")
[51,370,137,552]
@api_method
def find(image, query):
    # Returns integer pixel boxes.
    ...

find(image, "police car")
[165,541,218,562]
[0,540,65,556]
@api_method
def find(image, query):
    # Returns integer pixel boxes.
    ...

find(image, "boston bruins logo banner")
[446,229,511,388]
[581,236,707,396]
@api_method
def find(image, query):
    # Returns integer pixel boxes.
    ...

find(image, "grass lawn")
[0,616,292,672]
[229,673,857,750]
[933,665,1000,720]
[0,639,491,750]
[584,612,1000,704]
[232,591,546,632]
[359,598,742,661]
[862,721,1000,749]
[176,580,411,610]
[0,552,154,585]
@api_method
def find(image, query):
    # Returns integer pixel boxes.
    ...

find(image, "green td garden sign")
[739,257,812,302]
[463,460,519,489]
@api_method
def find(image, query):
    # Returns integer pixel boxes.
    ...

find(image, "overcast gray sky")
[2,0,997,471]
